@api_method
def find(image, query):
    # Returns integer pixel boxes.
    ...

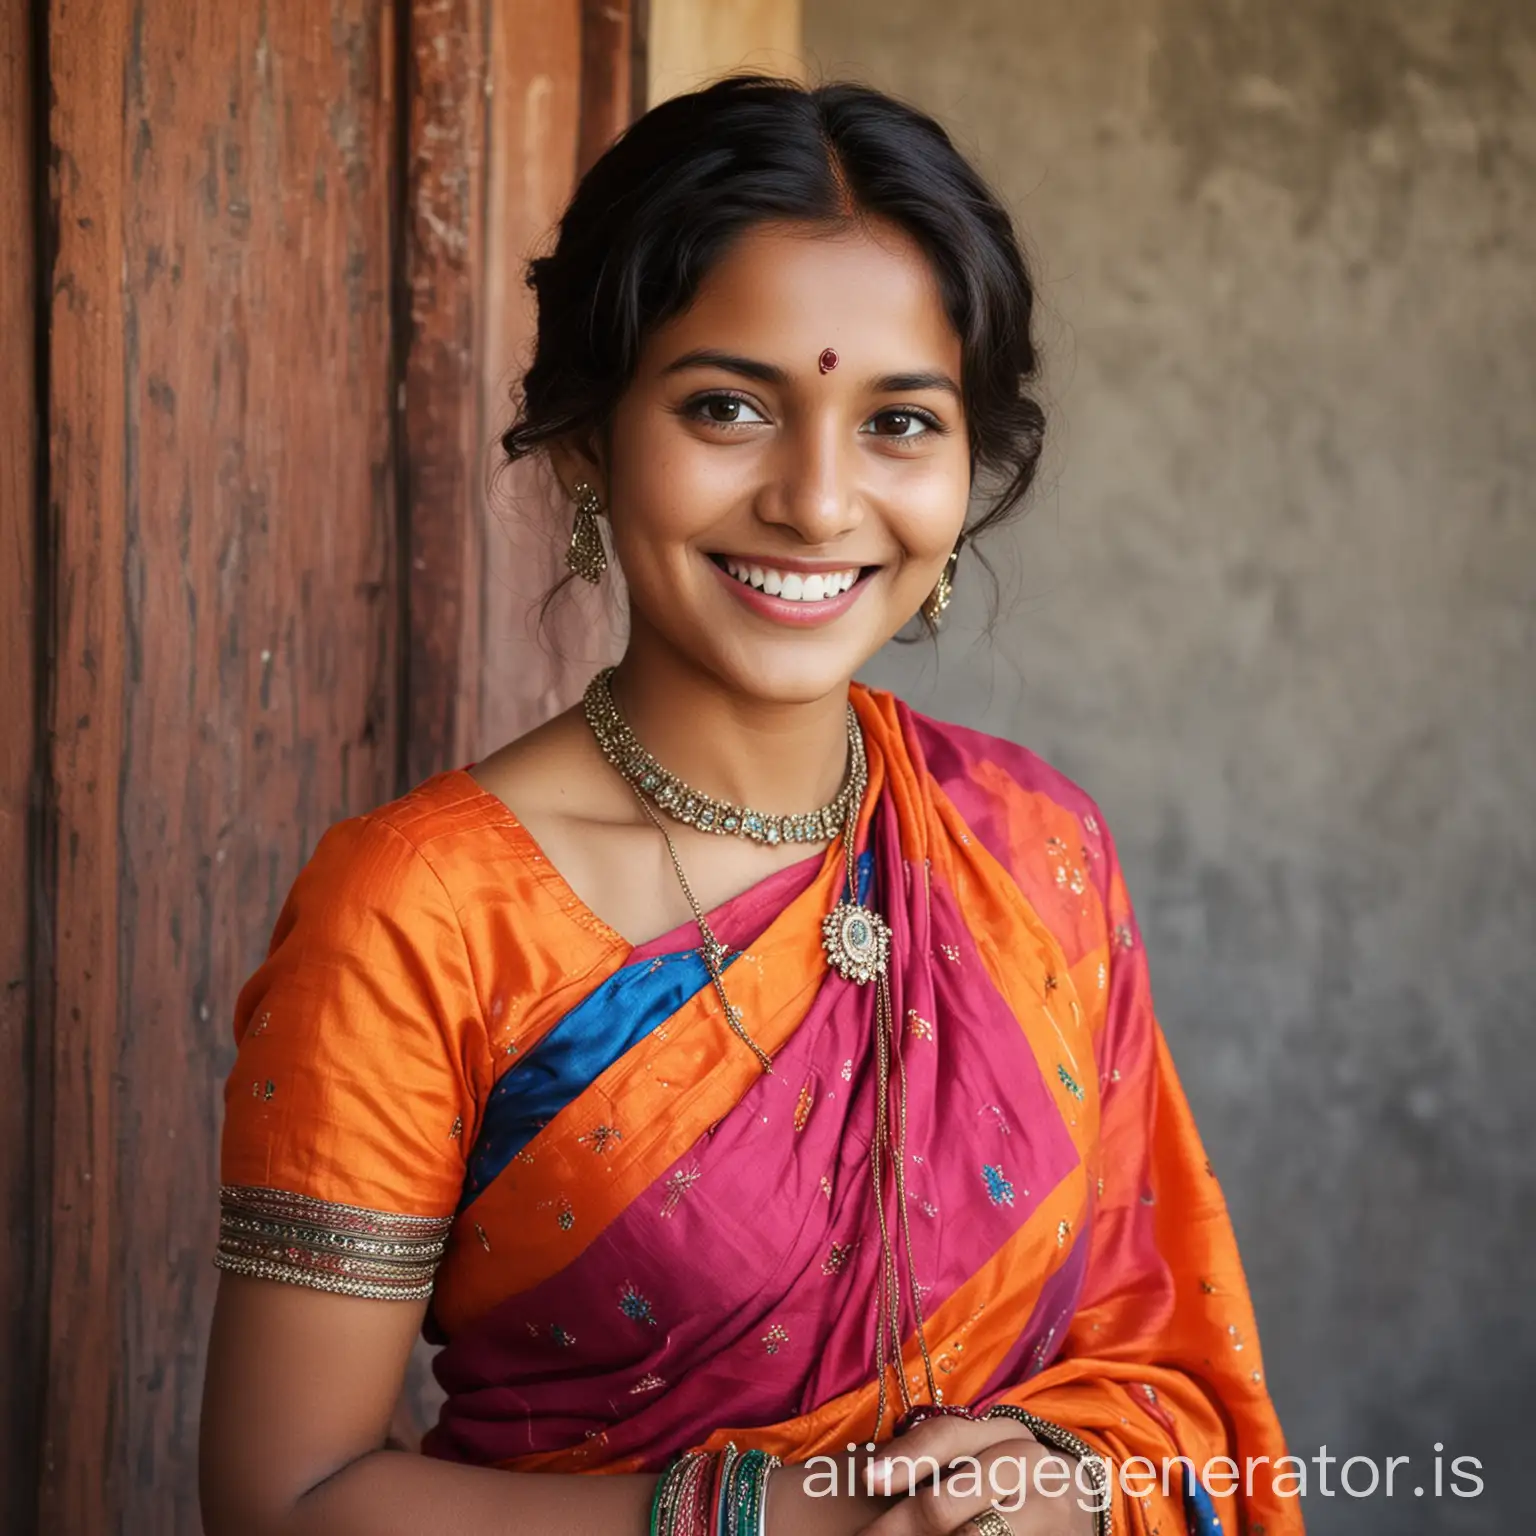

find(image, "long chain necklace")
[580,669,943,1436]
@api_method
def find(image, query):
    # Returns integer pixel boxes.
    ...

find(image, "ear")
[547,431,608,505]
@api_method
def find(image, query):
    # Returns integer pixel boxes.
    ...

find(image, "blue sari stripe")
[1184,1466,1225,1535]
[460,949,730,1207]
[460,852,874,1211]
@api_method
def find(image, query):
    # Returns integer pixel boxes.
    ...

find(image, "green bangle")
[721,1446,780,1536]
[649,1453,681,1536]
[984,1404,1113,1536]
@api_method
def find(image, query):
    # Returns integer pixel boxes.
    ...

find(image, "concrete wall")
[807,3,1536,1531]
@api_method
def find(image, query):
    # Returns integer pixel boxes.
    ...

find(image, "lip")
[707,555,876,627]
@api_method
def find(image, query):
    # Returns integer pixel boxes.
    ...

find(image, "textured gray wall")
[809,3,1536,1531]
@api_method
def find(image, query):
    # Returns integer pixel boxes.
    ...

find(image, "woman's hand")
[766,1444,895,1536]
[853,1416,1099,1536]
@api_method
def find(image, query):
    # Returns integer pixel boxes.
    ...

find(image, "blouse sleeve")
[216,814,489,1301]
[990,814,1300,1536]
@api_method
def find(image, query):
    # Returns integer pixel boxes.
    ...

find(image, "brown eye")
[685,392,767,426]
[864,408,941,440]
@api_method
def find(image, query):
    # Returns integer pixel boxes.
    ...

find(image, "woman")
[200,74,1298,1536]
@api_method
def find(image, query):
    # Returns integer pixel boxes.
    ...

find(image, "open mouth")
[709,555,875,604]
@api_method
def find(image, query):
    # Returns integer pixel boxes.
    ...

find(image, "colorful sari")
[218,684,1299,1534]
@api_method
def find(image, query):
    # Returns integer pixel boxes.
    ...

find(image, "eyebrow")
[661,347,962,402]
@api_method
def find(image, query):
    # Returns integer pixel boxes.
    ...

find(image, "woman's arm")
[199,1273,652,1536]
[200,1273,889,1536]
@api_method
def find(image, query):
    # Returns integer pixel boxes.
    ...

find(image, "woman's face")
[568,217,971,705]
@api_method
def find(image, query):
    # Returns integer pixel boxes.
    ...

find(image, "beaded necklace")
[582,665,866,848]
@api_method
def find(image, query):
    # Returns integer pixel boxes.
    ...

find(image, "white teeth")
[720,559,861,602]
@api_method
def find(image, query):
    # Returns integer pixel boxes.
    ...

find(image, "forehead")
[644,218,961,373]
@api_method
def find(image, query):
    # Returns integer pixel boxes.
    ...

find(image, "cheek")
[606,406,741,550]
[883,461,970,566]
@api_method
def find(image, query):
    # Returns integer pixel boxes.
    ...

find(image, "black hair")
[504,72,1046,624]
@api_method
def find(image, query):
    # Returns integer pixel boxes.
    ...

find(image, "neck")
[605,632,853,816]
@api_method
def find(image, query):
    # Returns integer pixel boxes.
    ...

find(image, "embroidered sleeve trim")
[215,1184,453,1301]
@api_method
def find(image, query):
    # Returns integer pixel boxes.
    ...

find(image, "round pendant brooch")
[822,901,891,985]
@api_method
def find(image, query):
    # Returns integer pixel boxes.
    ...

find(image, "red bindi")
[818,348,839,374]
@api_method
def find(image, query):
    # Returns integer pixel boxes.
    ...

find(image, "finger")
[862,1417,1022,1497]
[966,1441,1095,1536]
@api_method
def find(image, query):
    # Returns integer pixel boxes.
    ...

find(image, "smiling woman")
[199,74,1299,1536]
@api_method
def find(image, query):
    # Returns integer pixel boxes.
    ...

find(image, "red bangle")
[704,1444,733,1534]
[892,1402,984,1437]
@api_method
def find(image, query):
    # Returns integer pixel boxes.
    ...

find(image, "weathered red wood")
[40,2,401,1530]
[41,1,129,1530]
[478,0,621,756]
[403,0,489,784]
[402,0,635,767]
[0,1,39,1530]
[630,0,650,117]
[579,0,633,173]
[112,4,400,1528]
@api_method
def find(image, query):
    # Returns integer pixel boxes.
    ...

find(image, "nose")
[756,412,863,547]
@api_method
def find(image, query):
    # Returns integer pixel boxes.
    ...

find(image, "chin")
[707,641,873,708]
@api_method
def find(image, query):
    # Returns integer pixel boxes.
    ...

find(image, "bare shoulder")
[469,702,635,833]
[466,702,692,947]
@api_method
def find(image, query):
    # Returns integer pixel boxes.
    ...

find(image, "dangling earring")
[566,480,607,583]
[922,542,962,626]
